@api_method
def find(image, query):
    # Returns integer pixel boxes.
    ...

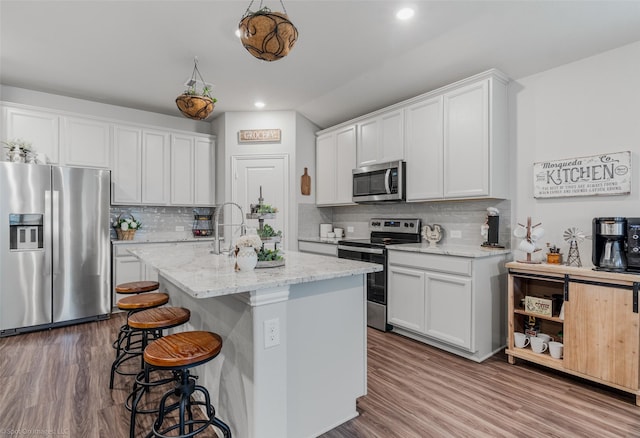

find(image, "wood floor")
[1,314,640,438]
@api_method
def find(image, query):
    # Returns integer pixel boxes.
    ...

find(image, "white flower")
[130,222,138,229]
[236,234,263,249]
[120,222,129,231]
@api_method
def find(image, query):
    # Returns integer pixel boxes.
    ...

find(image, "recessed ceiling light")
[254,101,266,109]
[396,7,414,20]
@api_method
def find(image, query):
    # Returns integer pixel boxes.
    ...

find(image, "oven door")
[337,245,386,304]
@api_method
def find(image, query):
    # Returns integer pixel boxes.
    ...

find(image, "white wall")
[511,40,640,266]
[216,110,318,249]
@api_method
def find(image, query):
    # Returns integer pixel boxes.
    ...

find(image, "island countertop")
[128,244,382,299]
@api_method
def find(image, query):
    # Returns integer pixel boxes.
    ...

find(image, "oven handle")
[338,245,385,255]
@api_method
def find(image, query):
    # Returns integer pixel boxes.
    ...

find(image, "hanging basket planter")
[175,57,217,120]
[175,94,215,120]
[239,6,298,62]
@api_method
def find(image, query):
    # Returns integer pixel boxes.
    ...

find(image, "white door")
[231,155,289,246]
[388,265,426,333]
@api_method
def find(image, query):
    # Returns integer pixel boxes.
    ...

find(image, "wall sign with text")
[533,151,631,198]
[238,129,281,143]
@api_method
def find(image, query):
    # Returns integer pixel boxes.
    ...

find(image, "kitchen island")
[129,244,382,438]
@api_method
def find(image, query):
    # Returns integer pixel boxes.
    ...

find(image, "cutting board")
[301,167,311,195]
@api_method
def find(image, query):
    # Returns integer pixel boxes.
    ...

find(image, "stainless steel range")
[337,218,421,331]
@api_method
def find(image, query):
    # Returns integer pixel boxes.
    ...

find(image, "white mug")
[514,332,530,348]
[549,341,564,359]
[334,228,344,238]
[530,337,548,354]
[536,333,554,344]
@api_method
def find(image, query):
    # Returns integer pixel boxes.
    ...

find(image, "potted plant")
[3,138,32,163]
[176,84,217,121]
[175,58,217,120]
[238,6,298,61]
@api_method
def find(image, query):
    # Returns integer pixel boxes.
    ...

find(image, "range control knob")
[633,234,639,240]
[633,247,640,253]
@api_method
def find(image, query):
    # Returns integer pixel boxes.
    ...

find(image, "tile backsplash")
[110,206,197,240]
[299,199,512,247]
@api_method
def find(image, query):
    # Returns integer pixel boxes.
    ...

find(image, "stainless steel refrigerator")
[0,162,111,336]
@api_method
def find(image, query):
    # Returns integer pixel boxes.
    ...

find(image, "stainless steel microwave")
[352,160,405,203]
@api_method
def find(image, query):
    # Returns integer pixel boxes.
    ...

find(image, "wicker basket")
[114,213,139,240]
[175,94,215,120]
[116,229,136,240]
[239,11,298,61]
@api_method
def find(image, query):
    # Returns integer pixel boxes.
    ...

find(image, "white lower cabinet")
[388,249,508,362]
[112,244,160,308]
[388,266,425,333]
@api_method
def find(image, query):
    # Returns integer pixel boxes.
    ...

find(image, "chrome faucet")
[212,202,246,254]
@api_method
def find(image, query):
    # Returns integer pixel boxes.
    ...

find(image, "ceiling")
[2,1,640,129]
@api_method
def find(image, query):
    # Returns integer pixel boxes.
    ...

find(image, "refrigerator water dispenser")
[9,214,43,251]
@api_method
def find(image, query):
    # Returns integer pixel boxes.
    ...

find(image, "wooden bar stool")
[113,281,161,355]
[142,331,232,438]
[109,292,170,389]
[127,307,192,437]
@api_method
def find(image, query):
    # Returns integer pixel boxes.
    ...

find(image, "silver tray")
[256,259,285,268]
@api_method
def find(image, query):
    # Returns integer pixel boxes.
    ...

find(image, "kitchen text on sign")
[238,129,281,143]
[533,151,631,198]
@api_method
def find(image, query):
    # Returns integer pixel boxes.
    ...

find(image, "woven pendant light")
[175,57,217,120]
[238,0,298,62]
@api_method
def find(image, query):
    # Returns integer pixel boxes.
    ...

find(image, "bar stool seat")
[118,292,169,311]
[109,293,171,389]
[115,280,160,294]
[142,331,232,438]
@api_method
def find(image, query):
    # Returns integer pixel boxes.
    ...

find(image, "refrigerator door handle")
[44,190,52,275]
[52,190,60,275]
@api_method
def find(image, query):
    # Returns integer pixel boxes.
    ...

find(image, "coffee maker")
[592,217,627,272]
[627,218,640,272]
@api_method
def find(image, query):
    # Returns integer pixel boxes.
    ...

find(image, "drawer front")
[298,241,338,257]
[388,250,472,276]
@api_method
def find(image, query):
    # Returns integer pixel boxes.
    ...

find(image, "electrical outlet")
[347,226,354,233]
[450,230,462,238]
[175,225,185,232]
[264,318,280,348]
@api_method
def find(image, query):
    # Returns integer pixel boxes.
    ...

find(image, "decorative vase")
[7,149,25,163]
[236,246,258,271]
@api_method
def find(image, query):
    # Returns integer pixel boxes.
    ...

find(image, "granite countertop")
[387,242,512,258]
[128,244,382,299]
[297,236,344,245]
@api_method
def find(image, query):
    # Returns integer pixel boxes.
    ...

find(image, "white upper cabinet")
[62,116,111,168]
[405,71,509,201]
[112,125,142,204]
[170,133,215,207]
[171,134,195,206]
[112,126,170,206]
[141,129,170,205]
[2,106,60,164]
[443,80,490,199]
[193,136,215,206]
[356,108,404,168]
[405,96,444,201]
[316,124,356,206]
